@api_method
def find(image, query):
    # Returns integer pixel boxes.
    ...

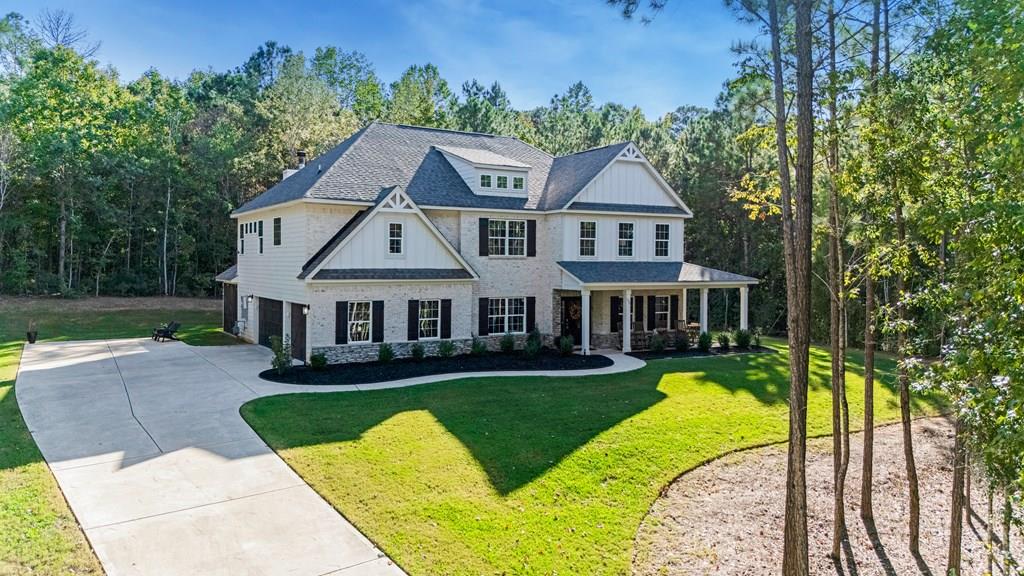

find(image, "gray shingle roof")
[434,145,531,168]
[233,124,649,215]
[215,264,237,282]
[311,268,474,281]
[557,261,758,285]
[567,202,688,216]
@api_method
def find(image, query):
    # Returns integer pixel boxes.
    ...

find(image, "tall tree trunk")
[58,198,67,291]
[947,417,965,575]
[894,203,921,554]
[861,275,876,520]
[1003,492,1012,575]
[987,487,995,575]
[162,177,171,296]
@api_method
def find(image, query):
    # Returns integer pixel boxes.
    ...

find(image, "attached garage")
[222,283,238,333]
[258,297,283,348]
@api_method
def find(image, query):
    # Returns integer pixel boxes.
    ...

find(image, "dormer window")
[496,175,508,189]
[513,177,524,190]
[480,174,492,188]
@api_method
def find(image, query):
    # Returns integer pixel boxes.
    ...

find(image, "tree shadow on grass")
[245,368,669,495]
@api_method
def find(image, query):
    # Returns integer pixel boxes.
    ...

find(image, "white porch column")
[699,288,709,334]
[739,286,749,331]
[681,289,688,329]
[622,288,632,353]
[581,289,591,355]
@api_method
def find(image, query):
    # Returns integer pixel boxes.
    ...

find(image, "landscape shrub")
[697,331,712,353]
[378,342,395,363]
[309,352,328,371]
[675,333,690,352]
[650,333,666,352]
[270,335,292,375]
[558,335,575,356]
[753,327,763,347]
[410,342,426,361]
[500,332,516,353]
[438,340,456,357]
[524,330,543,358]
[716,332,731,351]
[734,329,752,349]
[470,337,488,356]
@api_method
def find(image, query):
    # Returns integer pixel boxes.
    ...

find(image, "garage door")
[223,283,238,333]
[258,298,283,348]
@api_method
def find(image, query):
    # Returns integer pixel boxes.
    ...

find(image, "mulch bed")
[260,349,614,385]
[633,417,1021,576]
[628,345,774,361]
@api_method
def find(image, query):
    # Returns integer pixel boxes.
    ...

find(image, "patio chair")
[152,321,181,342]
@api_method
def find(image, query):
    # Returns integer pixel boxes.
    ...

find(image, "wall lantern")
[302,306,310,316]
[246,294,254,304]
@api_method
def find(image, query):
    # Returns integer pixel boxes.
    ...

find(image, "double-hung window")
[388,222,403,255]
[654,296,670,330]
[480,174,492,188]
[273,217,282,246]
[496,175,508,189]
[488,297,526,334]
[239,224,245,254]
[418,299,440,339]
[579,221,596,257]
[488,219,526,256]
[258,220,264,254]
[348,301,372,343]
[654,223,670,257]
[617,222,634,257]
[512,176,524,190]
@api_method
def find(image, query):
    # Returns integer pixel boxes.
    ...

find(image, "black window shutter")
[670,295,679,330]
[441,299,452,339]
[478,298,489,335]
[479,218,489,256]
[371,300,384,343]
[634,296,644,331]
[335,301,348,344]
[526,220,537,257]
[407,299,419,341]
[647,295,656,330]
[611,296,622,333]
[526,296,536,332]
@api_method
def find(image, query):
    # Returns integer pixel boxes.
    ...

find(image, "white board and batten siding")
[558,213,684,262]
[321,210,462,270]
[576,160,677,207]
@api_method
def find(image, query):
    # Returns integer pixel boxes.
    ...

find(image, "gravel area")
[634,417,1020,576]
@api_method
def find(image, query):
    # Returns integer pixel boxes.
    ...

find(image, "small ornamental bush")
[270,335,292,375]
[675,333,690,352]
[500,332,516,353]
[734,329,752,349]
[410,342,426,361]
[309,352,328,371]
[697,331,713,353]
[558,335,575,356]
[437,340,456,358]
[753,327,763,347]
[470,337,488,356]
[377,342,395,363]
[650,333,666,352]
[524,332,543,358]
[716,332,731,351]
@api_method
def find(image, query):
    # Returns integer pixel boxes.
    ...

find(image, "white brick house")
[216,122,757,363]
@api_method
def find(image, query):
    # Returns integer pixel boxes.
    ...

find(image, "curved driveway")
[16,338,642,576]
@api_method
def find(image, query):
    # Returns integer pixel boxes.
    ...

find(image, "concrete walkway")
[15,339,642,576]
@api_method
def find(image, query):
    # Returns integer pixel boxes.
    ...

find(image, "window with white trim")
[579,221,596,257]
[418,299,440,339]
[488,297,526,334]
[480,174,492,188]
[388,222,403,255]
[488,219,526,256]
[654,296,670,330]
[512,176,524,190]
[655,223,670,257]
[618,222,634,257]
[348,301,372,343]
[258,220,264,254]
[496,175,508,189]
[273,217,282,246]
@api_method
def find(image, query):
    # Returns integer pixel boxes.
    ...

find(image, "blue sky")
[6,0,757,117]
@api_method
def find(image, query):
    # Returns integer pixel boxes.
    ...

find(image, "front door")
[258,298,283,348]
[290,303,306,363]
[561,296,583,347]
[222,283,237,333]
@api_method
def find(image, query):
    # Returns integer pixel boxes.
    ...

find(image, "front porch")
[554,261,759,354]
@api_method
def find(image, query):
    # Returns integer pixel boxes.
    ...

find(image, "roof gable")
[566,143,692,215]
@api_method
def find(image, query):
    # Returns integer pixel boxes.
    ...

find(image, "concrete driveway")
[16,338,405,576]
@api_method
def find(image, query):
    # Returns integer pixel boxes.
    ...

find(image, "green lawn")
[242,340,945,576]
[0,297,234,575]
